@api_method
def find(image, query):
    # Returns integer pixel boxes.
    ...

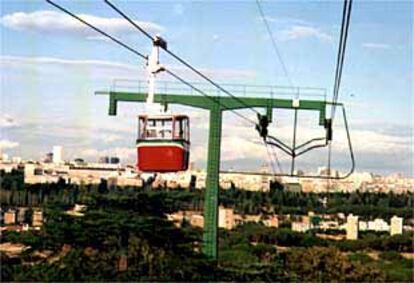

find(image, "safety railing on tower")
[109,79,327,101]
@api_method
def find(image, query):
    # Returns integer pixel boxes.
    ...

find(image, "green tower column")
[202,103,222,260]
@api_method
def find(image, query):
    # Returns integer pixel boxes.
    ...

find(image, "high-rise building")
[53,146,63,164]
[346,214,359,240]
[1,153,9,162]
[390,216,403,236]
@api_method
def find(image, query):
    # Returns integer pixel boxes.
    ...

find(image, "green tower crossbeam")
[96,90,327,260]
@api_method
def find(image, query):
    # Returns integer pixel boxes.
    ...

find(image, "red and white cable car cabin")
[136,114,190,172]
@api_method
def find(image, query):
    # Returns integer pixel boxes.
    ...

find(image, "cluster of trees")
[0,168,24,190]
[2,190,396,282]
[2,191,214,281]
[286,246,385,282]
[220,222,414,253]
[218,187,414,219]
[1,169,78,207]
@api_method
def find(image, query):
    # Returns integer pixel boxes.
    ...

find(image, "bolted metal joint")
[153,34,167,50]
[256,113,269,139]
[325,118,333,141]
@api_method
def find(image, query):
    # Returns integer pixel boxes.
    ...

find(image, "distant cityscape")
[1,145,413,194]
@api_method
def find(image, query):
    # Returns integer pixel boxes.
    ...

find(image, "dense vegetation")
[4,190,406,282]
[1,169,413,220]
[1,169,413,281]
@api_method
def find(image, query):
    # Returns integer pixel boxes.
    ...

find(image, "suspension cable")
[255,0,295,89]
[331,0,353,121]
[270,142,283,173]
[328,0,353,182]
[46,0,147,60]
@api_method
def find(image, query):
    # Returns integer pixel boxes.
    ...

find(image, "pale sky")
[1,0,413,176]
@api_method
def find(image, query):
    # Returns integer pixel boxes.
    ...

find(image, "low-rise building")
[358,221,368,231]
[292,222,311,233]
[4,210,16,225]
[32,210,43,227]
[319,220,340,230]
[263,215,279,228]
[367,218,389,232]
[190,215,204,228]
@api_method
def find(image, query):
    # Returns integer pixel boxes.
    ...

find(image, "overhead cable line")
[46,0,147,60]
[331,0,353,121]
[103,0,261,117]
[104,0,155,42]
[255,0,295,90]
[264,143,277,175]
[270,139,283,173]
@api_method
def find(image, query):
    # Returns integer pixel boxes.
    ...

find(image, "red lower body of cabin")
[137,143,189,172]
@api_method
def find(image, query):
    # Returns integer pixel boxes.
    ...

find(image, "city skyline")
[1,1,412,176]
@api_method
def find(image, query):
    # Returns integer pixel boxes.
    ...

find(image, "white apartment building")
[390,216,403,235]
[346,214,359,240]
[52,146,63,164]
[218,207,235,230]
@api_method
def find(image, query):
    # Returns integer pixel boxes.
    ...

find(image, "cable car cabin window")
[174,116,189,140]
[138,115,189,142]
[174,118,183,139]
[143,118,173,140]
[138,117,146,139]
